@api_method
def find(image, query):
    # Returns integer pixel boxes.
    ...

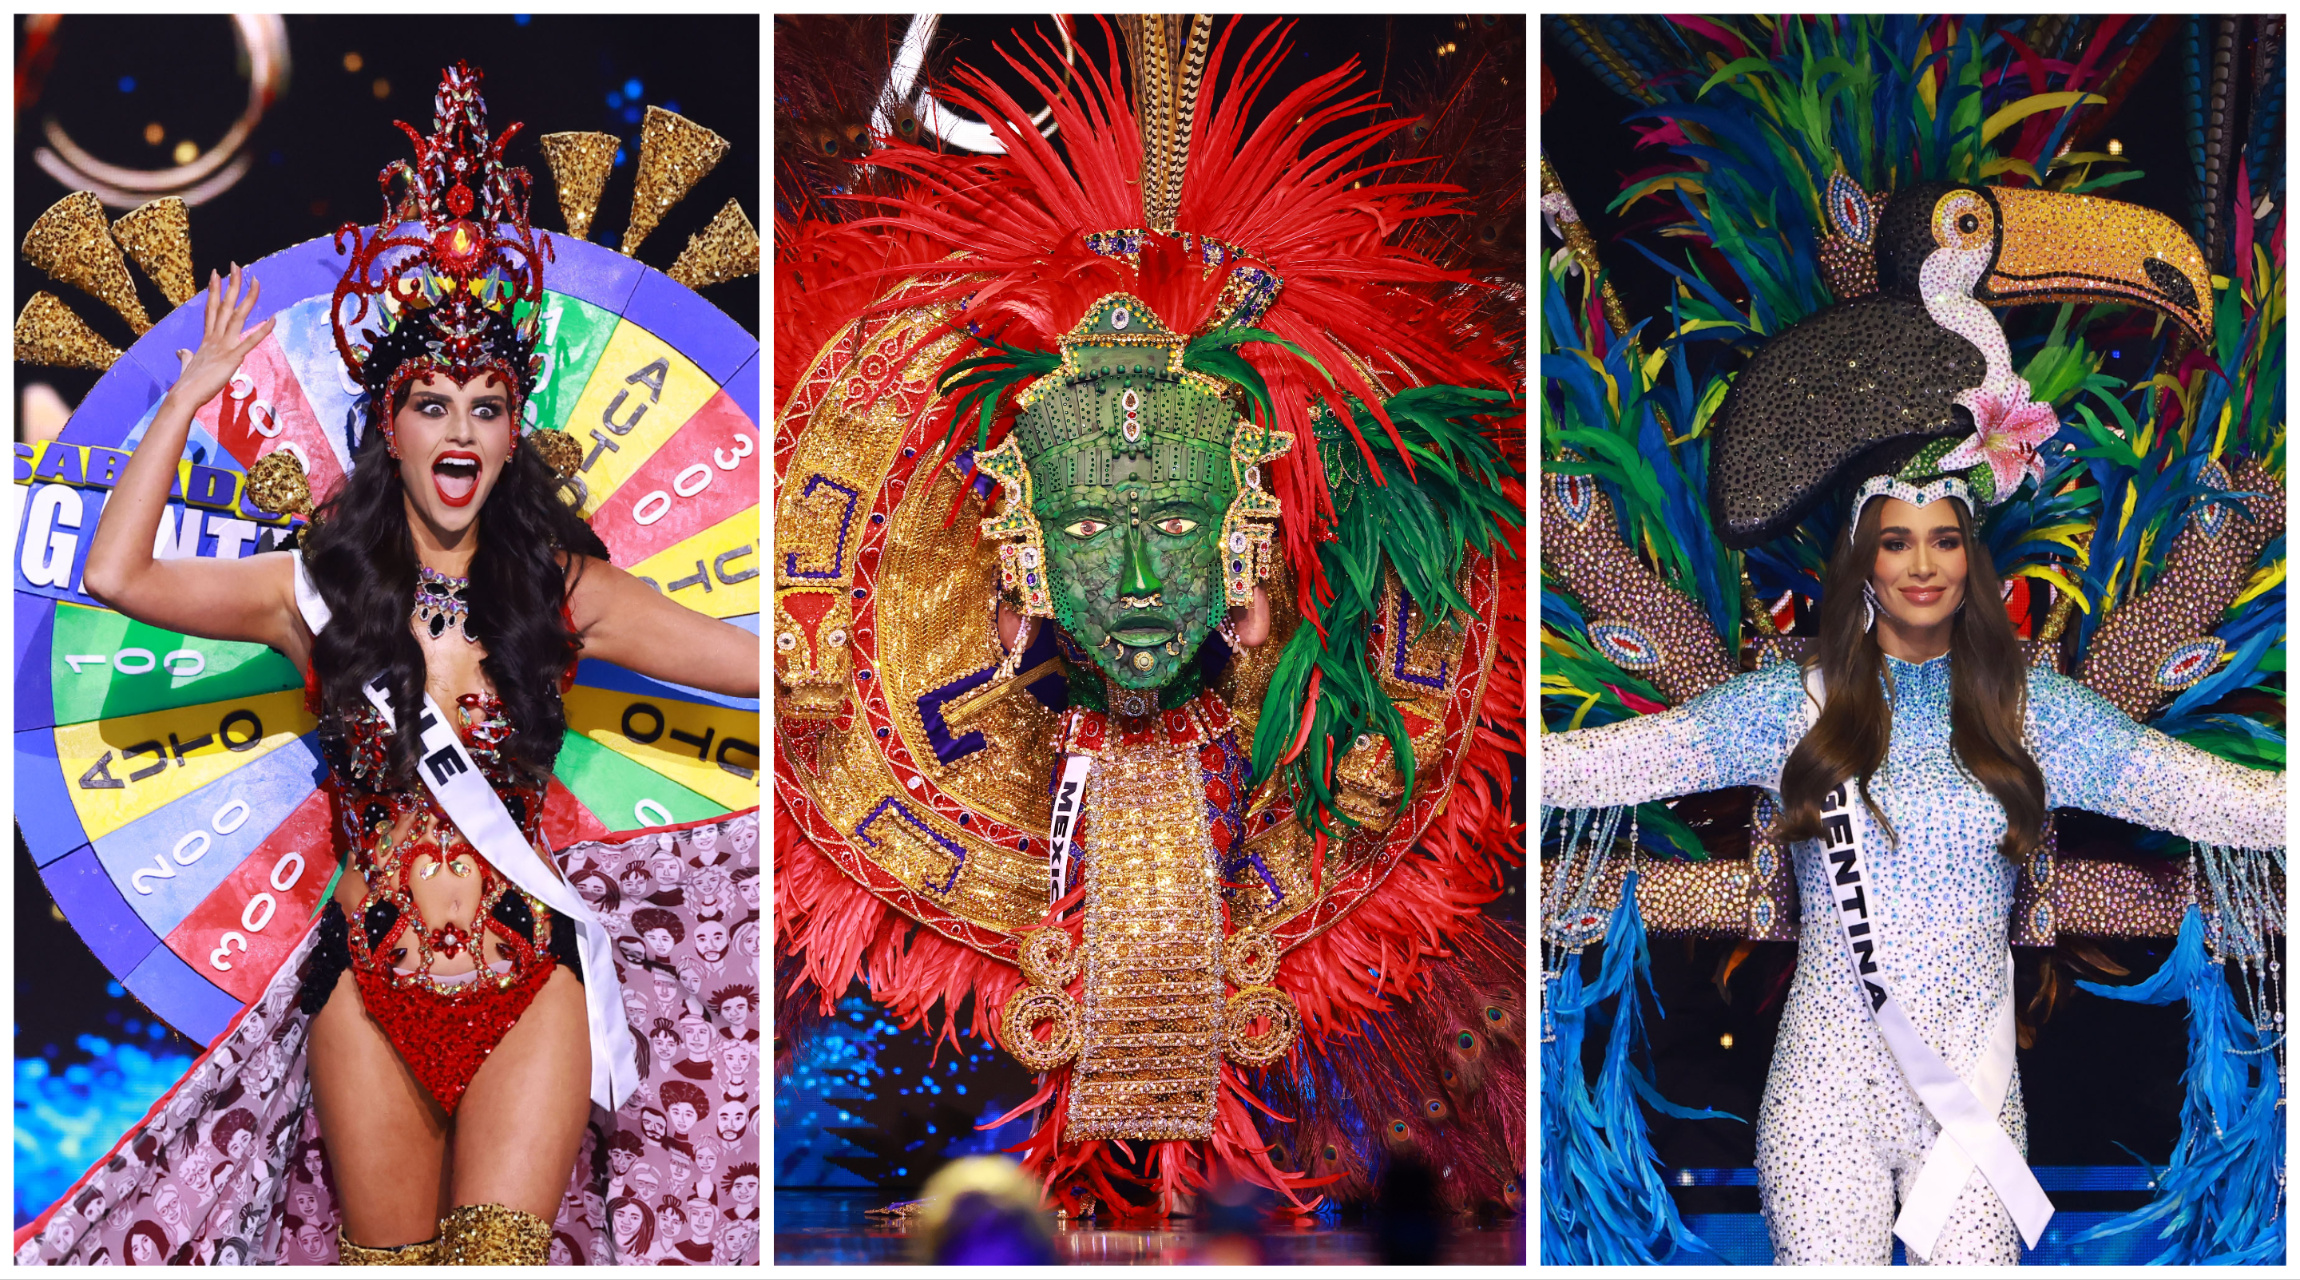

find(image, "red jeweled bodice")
[317,690,560,1112]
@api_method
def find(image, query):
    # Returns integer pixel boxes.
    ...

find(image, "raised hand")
[82,258,306,667]
[169,263,275,410]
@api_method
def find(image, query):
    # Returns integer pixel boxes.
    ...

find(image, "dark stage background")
[1541,19,2269,1263]
[13,12,758,1228]
[771,15,1528,1259]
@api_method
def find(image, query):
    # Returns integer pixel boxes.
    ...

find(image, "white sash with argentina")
[1802,666,2052,1254]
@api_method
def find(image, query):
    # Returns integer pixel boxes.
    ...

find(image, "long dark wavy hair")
[1777,494,2046,865]
[302,389,608,786]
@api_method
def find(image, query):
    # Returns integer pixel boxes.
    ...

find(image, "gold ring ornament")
[1223,984,1299,1065]
[1018,927,1079,987]
[1001,984,1082,1072]
[1223,929,1278,986]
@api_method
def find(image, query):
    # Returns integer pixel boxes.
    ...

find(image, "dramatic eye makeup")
[1878,523,1961,553]
[408,393,507,418]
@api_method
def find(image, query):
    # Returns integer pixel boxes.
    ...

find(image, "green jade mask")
[973,295,1290,710]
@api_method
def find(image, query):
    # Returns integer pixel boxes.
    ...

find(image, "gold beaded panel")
[1067,736,1226,1142]
[875,458,1065,928]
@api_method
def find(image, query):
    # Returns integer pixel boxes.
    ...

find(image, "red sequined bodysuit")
[315,685,563,1113]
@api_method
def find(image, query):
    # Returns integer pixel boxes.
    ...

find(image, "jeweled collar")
[1056,689,1234,757]
[1881,649,1953,702]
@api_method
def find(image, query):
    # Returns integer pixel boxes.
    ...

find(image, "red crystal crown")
[331,62,552,438]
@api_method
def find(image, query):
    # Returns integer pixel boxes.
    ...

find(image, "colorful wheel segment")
[14,229,760,1046]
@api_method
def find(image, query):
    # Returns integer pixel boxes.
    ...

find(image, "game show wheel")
[14,229,760,1045]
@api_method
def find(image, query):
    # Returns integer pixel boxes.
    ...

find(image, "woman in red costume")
[17,66,757,1265]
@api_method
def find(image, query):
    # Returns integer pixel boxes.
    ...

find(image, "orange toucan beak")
[1979,187,2213,343]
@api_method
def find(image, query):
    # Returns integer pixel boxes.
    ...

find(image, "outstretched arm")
[2030,671,2284,849]
[79,266,306,666]
[1543,661,1804,811]
[566,554,760,698]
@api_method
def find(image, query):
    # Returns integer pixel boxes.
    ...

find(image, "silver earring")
[1862,583,1880,632]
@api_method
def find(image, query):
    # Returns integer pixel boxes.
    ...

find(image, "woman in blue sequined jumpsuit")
[1543,491,2283,1265]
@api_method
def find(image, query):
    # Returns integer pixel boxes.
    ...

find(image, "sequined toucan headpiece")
[331,63,551,453]
[1709,172,2213,548]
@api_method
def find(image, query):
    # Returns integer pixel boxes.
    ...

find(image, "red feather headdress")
[331,63,551,446]
[773,18,1527,1217]
[810,18,1519,628]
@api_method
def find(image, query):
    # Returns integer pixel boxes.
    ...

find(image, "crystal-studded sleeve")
[2029,670,2285,849]
[1542,661,1804,810]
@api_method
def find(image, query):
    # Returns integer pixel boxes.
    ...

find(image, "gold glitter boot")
[436,1203,551,1266]
[336,1231,439,1264]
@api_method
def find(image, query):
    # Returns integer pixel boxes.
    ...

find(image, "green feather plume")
[1249,385,1524,836]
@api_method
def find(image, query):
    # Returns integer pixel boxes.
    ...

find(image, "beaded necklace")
[413,566,475,643]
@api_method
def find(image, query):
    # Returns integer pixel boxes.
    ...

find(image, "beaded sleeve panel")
[1539,660,1806,814]
[1611,818,2225,945]
[1540,470,1737,705]
[2019,848,2196,941]
[1544,854,1759,940]
[1544,659,2283,945]
[2076,456,2284,720]
[2027,669,2286,851]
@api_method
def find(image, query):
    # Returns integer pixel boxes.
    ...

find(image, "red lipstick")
[433,449,482,507]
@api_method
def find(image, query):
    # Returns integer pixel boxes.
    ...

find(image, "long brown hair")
[1777,495,2046,865]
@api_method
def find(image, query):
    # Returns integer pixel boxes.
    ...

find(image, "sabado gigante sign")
[15,441,299,607]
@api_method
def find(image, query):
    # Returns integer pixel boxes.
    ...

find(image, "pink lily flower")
[1940,387,2060,497]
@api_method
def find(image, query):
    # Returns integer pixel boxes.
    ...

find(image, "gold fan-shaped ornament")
[538,131,619,242]
[620,106,729,257]
[23,192,152,334]
[15,291,123,371]
[243,449,312,519]
[528,427,582,479]
[667,199,759,290]
[110,197,196,308]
